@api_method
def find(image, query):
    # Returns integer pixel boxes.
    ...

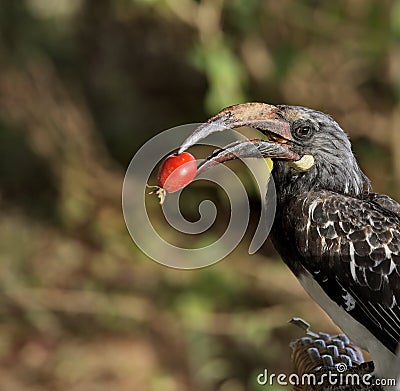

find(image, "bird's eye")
[294,125,313,139]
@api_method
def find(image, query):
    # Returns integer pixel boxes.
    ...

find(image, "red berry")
[157,152,197,193]
[147,152,197,204]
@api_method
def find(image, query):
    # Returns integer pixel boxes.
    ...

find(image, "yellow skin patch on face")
[264,157,274,171]
[289,154,315,172]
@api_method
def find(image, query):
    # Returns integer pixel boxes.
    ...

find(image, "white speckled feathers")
[284,190,400,354]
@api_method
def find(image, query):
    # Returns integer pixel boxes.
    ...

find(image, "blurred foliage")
[0,1,399,391]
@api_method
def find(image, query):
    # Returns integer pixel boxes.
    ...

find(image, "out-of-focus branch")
[5,286,154,321]
[0,57,122,229]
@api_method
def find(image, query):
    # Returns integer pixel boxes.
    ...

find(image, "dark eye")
[294,125,313,139]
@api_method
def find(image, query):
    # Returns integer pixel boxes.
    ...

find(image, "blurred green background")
[0,1,399,390]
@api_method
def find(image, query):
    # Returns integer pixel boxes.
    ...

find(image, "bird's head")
[180,103,370,202]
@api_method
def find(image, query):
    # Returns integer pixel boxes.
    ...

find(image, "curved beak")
[196,138,299,174]
[178,102,300,170]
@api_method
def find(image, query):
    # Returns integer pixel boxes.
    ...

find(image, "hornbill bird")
[179,103,400,383]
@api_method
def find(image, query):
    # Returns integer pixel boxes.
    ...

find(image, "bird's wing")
[363,192,400,217]
[287,190,400,354]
